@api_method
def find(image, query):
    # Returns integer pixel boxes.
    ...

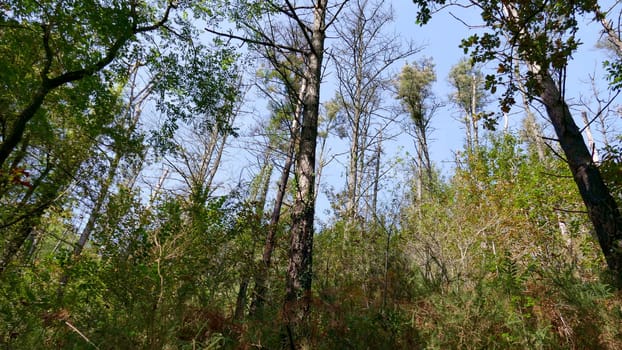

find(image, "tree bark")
[234,277,250,321]
[371,131,382,221]
[284,0,327,332]
[470,79,479,149]
[539,73,622,277]
[581,111,599,164]
[0,86,49,169]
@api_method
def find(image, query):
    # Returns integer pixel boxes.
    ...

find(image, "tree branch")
[578,90,620,134]
[0,3,174,169]
[283,0,313,46]
[135,1,176,33]
[600,17,622,55]
[325,0,350,29]
[205,27,307,54]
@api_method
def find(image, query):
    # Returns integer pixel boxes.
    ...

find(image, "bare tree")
[165,81,245,203]
[330,0,419,220]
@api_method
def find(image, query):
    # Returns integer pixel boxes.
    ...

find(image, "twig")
[64,321,100,349]
[578,90,620,134]
[553,206,588,214]
[543,141,568,163]
[205,27,307,54]
[539,171,573,179]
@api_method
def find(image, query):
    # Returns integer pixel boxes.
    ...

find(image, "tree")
[0,0,177,170]
[412,0,622,278]
[165,79,244,205]
[249,59,305,317]
[208,1,349,339]
[396,58,438,202]
[284,0,328,335]
[330,0,418,221]
[448,58,489,152]
[599,7,622,90]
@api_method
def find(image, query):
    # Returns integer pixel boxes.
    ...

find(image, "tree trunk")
[234,277,250,321]
[284,0,327,334]
[249,102,300,317]
[522,103,546,162]
[581,111,599,164]
[345,56,365,221]
[371,132,382,222]
[539,73,622,277]
[0,87,49,170]
[74,155,120,257]
[464,114,473,154]
[346,112,361,219]
[470,79,479,149]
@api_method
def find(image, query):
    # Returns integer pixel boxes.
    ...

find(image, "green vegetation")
[2,0,622,349]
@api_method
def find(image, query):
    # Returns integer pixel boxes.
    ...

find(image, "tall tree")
[396,59,437,202]
[249,59,305,317]
[284,1,328,335]
[208,0,348,340]
[413,0,622,278]
[448,58,488,152]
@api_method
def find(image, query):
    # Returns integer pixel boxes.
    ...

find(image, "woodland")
[3,0,622,349]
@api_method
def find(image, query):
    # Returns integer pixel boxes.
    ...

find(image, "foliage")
[600,138,622,203]
[2,1,622,349]
[448,58,487,113]
[413,0,598,113]
[396,58,436,126]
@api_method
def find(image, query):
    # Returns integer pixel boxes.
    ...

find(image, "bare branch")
[578,90,620,134]
[283,0,314,45]
[325,0,351,29]
[205,27,307,54]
